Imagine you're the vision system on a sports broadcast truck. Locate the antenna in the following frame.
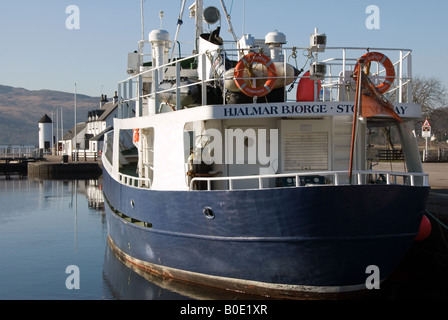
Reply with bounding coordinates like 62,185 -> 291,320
140,0 -> 145,41
159,11 -> 164,29
242,0 -> 245,35
170,0 -> 187,63
219,0 -> 238,41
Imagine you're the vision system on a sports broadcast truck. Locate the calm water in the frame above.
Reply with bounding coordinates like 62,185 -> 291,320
1,176 -> 447,301
0,177 -> 191,300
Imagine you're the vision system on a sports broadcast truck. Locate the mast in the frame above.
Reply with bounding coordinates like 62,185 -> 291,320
141,0 -> 145,41
194,0 -> 203,53
170,0 -> 187,62
349,58 -> 364,184
139,0 -> 145,54
61,107 -> 63,155
219,0 -> 238,42
74,83 -> 77,155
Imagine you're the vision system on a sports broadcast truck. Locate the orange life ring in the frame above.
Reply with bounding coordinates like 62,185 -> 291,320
353,52 -> 395,93
234,53 -> 277,97
133,129 -> 139,143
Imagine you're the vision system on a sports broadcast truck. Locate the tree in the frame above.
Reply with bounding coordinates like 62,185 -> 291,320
429,107 -> 448,141
375,76 -> 448,148
412,76 -> 448,114
411,76 -> 448,140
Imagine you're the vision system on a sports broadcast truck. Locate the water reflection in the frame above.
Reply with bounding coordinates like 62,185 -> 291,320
86,179 -> 104,210
0,177 -> 108,299
102,242 -> 276,300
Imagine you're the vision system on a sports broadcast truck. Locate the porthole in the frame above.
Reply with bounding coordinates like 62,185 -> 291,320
203,207 -> 215,219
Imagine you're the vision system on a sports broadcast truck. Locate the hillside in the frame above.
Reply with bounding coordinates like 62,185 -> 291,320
0,85 -> 102,145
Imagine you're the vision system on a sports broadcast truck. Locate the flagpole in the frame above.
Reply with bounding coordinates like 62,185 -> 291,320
74,82 -> 77,160
349,58 -> 365,184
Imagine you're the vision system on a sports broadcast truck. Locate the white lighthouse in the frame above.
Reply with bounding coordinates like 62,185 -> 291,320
38,114 -> 53,151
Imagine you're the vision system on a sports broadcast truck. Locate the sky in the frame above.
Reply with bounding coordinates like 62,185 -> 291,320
0,0 -> 447,98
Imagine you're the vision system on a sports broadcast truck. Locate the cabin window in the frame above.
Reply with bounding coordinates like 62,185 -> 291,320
104,131 -> 114,165
118,129 -> 138,176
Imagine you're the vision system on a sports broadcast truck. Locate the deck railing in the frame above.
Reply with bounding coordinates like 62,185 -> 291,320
117,45 -> 414,118
102,133 -> 152,189
189,170 -> 429,191
102,149 -> 152,189
118,173 -> 151,188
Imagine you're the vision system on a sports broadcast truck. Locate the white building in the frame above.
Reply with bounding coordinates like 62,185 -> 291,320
61,122 -> 87,156
86,94 -> 118,154
38,114 -> 53,152
60,93 -> 118,158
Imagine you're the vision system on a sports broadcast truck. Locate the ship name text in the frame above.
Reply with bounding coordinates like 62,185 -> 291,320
222,103 -> 411,118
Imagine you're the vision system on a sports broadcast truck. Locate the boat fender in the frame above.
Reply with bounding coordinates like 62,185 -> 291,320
234,53 -> 277,98
415,214 -> 431,241
353,52 -> 395,94
296,70 -> 321,101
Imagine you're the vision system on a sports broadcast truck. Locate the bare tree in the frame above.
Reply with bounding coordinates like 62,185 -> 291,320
411,76 -> 448,140
429,106 -> 448,141
377,76 -> 448,147
412,76 -> 448,114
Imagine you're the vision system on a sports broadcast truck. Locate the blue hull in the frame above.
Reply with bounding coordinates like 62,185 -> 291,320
103,169 -> 429,298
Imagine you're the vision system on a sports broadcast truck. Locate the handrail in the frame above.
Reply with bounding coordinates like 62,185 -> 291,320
0,146 -> 40,159
103,152 -> 152,189
189,170 -> 429,191
118,173 -> 152,189
117,46 -> 413,111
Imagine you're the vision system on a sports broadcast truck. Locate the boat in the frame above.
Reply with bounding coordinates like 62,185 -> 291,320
101,0 -> 430,299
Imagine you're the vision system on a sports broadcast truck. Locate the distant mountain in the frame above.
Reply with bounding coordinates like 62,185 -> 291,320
0,84 -> 103,145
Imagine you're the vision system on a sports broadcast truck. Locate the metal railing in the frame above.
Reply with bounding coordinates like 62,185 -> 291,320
71,151 -> 100,161
118,173 -> 151,189
117,45 -> 414,117
189,170 -> 429,191
102,131 -> 152,189
0,145 -> 40,159
421,148 -> 448,162
102,147 -> 152,189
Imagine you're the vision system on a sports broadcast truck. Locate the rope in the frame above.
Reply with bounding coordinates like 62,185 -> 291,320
425,209 -> 448,251
425,209 -> 448,231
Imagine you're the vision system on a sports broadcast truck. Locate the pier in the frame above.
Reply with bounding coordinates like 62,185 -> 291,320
27,155 -> 102,179
0,146 -> 42,178
0,144 -> 102,180
0,158 -> 31,179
